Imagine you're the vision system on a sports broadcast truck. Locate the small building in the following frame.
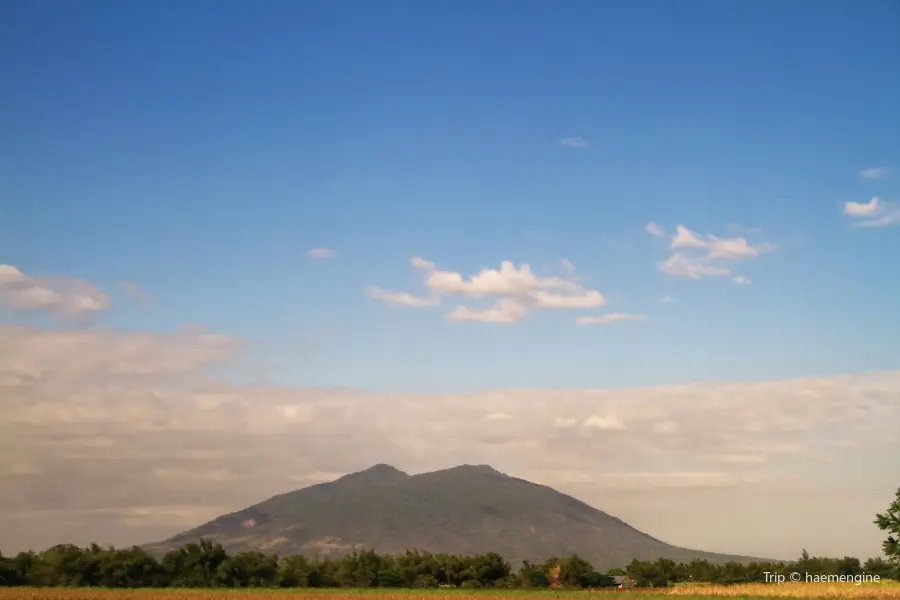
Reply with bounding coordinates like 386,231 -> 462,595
611,575 -> 636,588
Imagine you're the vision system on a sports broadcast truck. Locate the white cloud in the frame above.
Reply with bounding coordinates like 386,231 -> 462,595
0,265 -> 110,318
707,236 -> 775,260
859,167 -> 890,180
1,322 -> 898,558
560,258 -> 576,273
560,136 -> 589,148
844,197 -> 882,217
0,324 -> 236,383
670,225 -> 708,249
410,257 -> 436,270
732,276 -> 751,286
366,286 -> 439,308
530,290 -> 605,309
658,253 -> 730,279
446,299 -> 528,324
583,415 -> 626,430
307,248 -> 337,259
484,412 -> 513,422
658,296 -> 675,304
843,197 -> 900,228
426,262 -> 580,297
370,258 -> 612,325
576,312 -> 646,326
651,224 -> 774,282
645,222 -> 664,237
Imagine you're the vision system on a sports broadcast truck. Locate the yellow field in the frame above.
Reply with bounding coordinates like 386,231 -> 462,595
1,584 -> 898,600
667,581 -> 900,598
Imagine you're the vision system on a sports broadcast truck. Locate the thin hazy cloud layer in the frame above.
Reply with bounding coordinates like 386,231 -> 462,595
117,282 -> 153,306
1,323 -> 897,556
307,248 -> 338,259
859,167 -> 890,180
560,136 -> 589,148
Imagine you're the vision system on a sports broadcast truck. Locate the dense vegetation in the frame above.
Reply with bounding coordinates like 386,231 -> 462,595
0,541 -> 897,589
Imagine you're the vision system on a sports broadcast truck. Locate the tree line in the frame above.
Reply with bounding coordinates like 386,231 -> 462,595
3,482 -> 897,588
0,541 -> 897,589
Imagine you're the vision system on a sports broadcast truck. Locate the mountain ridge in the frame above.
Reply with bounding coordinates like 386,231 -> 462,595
144,464 -> 771,569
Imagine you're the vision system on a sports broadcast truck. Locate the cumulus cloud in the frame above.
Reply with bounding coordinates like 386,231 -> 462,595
1,323 -> 898,558
707,236 -> 775,260
658,254 -> 731,279
369,258 -> 612,324
0,265 -> 110,318
732,276 -> 751,286
446,298 -> 528,324
576,312 -> 646,326
410,257 -> 436,270
365,286 -> 439,308
670,225 -> 708,249
843,197 -> 900,228
649,224 -> 774,282
426,262 -> 582,297
307,248 -> 338,259
859,167 -> 890,180
531,290 -> 606,309
560,136 -> 589,148
844,197 -> 882,217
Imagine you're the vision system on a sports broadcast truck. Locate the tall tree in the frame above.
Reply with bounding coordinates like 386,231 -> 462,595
874,487 -> 900,566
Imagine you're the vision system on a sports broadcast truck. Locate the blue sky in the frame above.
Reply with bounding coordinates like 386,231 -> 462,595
3,1 -> 900,561
3,0 -> 900,393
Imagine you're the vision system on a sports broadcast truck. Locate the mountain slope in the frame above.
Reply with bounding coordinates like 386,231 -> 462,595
144,464 -> 765,569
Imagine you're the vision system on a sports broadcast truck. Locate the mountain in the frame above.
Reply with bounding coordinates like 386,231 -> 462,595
143,464 -> 766,570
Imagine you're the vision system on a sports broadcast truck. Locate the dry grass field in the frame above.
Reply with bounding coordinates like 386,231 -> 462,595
1,583 -> 899,600
667,581 -> 900,598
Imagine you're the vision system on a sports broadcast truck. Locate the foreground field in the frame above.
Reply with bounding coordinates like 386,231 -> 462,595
2,584 -> 899,600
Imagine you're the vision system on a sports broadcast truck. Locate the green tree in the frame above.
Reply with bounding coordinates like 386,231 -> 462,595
554,554 -> 593,587
863,557 -> 896,578
875,487 -> 900,568
215,551 -> 278,587
625,558 -> 672,588
161,539 -> 229,587
278,554 -> 312,587
517,560 -> 550,588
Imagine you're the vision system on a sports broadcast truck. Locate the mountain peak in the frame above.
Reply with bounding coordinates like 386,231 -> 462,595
335,463 -> 408,484
443,464 -> 505,476
362,463 -> 406,475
